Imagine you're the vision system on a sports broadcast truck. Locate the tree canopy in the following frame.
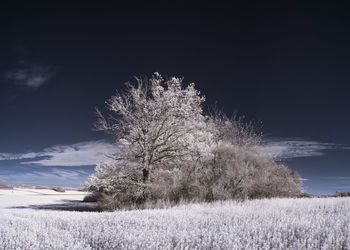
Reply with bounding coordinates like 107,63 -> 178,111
86,73 -> 301,210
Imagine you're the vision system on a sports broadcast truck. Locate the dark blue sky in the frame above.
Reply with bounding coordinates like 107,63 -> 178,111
1,1 -> 350,194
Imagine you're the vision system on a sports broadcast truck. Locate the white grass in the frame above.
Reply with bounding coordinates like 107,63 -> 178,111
0,189 -> 349,249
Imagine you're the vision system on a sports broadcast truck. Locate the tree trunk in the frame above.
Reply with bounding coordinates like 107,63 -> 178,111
142,168 -> 150,183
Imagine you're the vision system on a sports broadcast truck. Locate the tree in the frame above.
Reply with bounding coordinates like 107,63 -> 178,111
86,73 -> 302,210
197,114 -> 301,200
94,73 -> 213,183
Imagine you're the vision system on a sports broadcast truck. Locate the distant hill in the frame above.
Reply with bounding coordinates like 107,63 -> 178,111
0,180 -> 82,192
10,183 -> 81,192
0,179 -> 12,189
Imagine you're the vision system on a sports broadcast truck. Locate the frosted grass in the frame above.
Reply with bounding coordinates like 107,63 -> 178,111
0,191 -> 349,249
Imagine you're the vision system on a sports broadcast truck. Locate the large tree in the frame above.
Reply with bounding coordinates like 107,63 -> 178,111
94,73 -> 213,183
86,73 -> 302,210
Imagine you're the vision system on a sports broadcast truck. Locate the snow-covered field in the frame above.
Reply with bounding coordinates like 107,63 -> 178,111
0,189 -> 349,249
0,188 -> 88,210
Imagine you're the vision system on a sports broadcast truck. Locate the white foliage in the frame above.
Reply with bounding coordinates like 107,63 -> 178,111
94,73 -> 214,178
87,73 -> 301,201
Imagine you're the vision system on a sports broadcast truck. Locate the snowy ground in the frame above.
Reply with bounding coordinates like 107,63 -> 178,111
0,188 -> 96,211
0,189 -> 349,249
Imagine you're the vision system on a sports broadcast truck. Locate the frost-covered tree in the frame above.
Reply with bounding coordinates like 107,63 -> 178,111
199,114 -> 301,200
208,109 -> 261,148
93,73 -> 213,183
86,73 -> 301,210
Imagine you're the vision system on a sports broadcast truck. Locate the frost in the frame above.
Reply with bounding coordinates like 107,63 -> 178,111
0,190 -> 349,249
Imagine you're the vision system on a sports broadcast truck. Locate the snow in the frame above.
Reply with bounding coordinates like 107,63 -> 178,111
0,188 -> 87,210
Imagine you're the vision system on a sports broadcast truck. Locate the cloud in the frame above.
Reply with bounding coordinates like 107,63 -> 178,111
335,186 -> 350,189
0,141 -> 117,166
4,64 -> 55,88
259,138 -> 346,160
0,152 -> 41,161
0,168 -> 94,187
20,168 -> 91,180
1,138 -> 346,166
326,176 -> 350,180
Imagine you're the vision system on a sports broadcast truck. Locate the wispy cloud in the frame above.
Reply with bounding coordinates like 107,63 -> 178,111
334,186 -> 350,190
4,64 -> 55,88
0,168 -> 93,187
260,138 -> 346,160
1,138 -> 346,166
19,168 -> 91,180
326,176 -> 350,180
0,152 -> 40,161
0,141 -> 117,166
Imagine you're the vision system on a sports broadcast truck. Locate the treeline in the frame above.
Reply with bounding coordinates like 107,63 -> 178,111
318,191 -> 350,198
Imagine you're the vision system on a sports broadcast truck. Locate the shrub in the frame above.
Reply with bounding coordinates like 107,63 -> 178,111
0,179 -> 12,189
51,187 -> 65,192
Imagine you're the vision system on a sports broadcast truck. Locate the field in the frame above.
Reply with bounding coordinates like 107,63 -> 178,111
0,188 -> 349,249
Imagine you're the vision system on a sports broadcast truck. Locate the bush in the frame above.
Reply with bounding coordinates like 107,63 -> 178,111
51,187 -> 65,192
0,179 -> 12,189
87,145 -> 301,210
334,191 -> 350,197
197,143 -> 301,201
82,192 -> 103,202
